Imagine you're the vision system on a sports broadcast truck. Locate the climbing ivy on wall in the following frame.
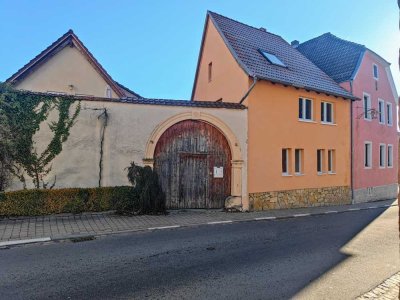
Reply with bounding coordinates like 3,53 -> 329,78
0,82 -> 80,189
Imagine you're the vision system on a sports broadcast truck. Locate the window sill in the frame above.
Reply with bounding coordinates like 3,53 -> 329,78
317,172 -> 325,176
388,166 -> 393,168
328,172 -> 336,175
364,166 -> 372,169
294,173 -> 304,176
379,166 -> 385,169
298,119 -> 315,123
363,118 -> 372,122
282,173 -> 292,177
321,122 -> 336,126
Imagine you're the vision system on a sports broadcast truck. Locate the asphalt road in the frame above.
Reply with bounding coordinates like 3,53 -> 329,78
0,206 -> 398,300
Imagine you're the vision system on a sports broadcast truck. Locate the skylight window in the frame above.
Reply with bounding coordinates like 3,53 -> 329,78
259,49 -> 286,67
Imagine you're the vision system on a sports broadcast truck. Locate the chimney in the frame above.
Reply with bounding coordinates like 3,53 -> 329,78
259,27 -> 267,32
291,40 -> 300,48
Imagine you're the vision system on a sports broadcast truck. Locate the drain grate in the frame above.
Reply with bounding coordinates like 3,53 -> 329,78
70,236 -> 96,243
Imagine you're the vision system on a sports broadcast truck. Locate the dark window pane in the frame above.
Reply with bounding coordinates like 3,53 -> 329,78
387,104 -> 391,124
305,100 -> 312,120
295,149 -> 301,173
364,96 -> 368,117
321,103 -> 324,122
327,103 -> 332,122
282,149 -> 287,173
299,98 -> 303,119
317,150 -> 321,172
328,151 -> 332,171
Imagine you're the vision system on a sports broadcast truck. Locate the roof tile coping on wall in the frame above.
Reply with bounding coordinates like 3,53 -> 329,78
10,89 -> 247,110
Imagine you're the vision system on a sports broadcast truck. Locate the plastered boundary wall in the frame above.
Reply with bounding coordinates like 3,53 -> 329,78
9,100 -> 249,209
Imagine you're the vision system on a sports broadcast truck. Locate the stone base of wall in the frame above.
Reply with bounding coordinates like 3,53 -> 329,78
353,183 -> 398,204
249,186 -> 351,211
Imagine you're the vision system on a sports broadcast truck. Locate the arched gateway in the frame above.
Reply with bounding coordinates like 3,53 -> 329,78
143,112 -> 243,209
154,120 -> 231,209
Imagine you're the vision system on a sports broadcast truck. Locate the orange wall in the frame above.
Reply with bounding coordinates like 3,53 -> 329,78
247,81 -> 351,193
192,18 -> 249,102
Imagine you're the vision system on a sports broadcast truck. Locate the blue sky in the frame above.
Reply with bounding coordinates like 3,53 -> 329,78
0,0 -> 398,99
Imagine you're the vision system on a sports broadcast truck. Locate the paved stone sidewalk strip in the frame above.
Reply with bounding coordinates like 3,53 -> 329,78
357,272 -> 400,300
0,199 -> 397,244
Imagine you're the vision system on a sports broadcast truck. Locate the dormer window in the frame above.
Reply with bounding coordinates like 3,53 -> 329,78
373,64 -> 378,80
106,86 -> 112,98
259,49 -> 286,67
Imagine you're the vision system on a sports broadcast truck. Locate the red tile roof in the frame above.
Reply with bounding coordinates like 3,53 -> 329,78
193,11 -> 355,100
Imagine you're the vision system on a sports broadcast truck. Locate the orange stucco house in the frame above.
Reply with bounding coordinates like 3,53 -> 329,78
192,12 -> 357,210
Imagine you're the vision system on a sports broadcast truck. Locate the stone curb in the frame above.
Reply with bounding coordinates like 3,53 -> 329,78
0,203 -> 396,249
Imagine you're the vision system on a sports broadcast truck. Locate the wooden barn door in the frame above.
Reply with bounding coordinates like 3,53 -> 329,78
179,153 -> 208,208
154,120 -> 231,209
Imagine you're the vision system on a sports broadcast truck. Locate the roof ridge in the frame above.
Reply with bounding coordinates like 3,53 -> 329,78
324,32 -> 366,49
300,32 -> 366,50
301,32 -> 390,65
207,10 -> 282,39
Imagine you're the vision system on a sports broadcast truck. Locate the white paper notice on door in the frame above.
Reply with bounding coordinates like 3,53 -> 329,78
213,166 -> 223,178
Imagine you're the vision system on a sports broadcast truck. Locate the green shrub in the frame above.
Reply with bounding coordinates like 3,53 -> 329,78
0,162 -> 167,217
0,186 -> 136,217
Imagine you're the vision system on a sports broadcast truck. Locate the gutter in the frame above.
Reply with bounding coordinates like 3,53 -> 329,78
239,76 -> 258,104
350,80 -> 354,203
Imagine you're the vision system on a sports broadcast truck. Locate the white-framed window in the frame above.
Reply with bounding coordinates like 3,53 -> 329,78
294,149 -> 303,174
282,148 -> 290,175
328,149 -> 335,173
363,93 -> 372,120
378,99 -> 385,124
379,144 -> 386,168
321,102 -> 334,123
364,142 -> 372,168
105,86 -> 112,98
299,98 -> 313,121
317,149 -> 325,174
373,64 -> 379,80
387,144 -> 393,168
386,102 -> 393,126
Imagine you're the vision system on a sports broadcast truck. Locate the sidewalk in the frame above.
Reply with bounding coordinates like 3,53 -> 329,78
0,198 -> 397,246
357,272 -> 399,300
